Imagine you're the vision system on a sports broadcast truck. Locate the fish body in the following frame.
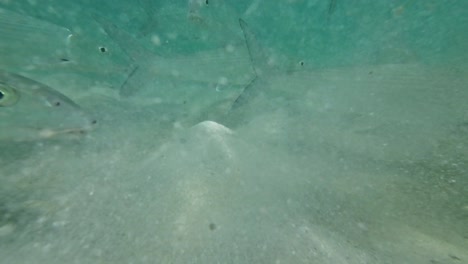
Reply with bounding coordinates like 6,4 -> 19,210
0,70 -> 96,141
0,8 -> 73,71
225,19 -> 468,161
0,7 -> 131,90
92,13 -> 253,98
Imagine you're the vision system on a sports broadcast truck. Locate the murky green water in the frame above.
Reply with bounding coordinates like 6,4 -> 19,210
1,1 -> 467,263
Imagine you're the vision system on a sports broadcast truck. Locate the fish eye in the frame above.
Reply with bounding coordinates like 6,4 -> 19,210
0,84 -> 19,107
44,99 -> 62,107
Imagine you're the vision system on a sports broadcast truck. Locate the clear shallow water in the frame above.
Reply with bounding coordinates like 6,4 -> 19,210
0,1 -> 467,263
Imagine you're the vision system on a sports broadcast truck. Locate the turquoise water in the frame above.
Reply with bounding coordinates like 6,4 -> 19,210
1,1 -> 467,263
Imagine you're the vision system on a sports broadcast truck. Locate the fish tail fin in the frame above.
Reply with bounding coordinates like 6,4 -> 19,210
238,18 -> 270,77
137,0 -> 160,37
229,19 -> 268,111
119,64 -> 141,97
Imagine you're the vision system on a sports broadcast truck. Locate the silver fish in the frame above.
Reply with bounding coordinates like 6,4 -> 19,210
0,8 -> 73,71
0,7 -> 129,88
92,13 -> 253,98
0,70 -> 96,141
226,19 -> 468,162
